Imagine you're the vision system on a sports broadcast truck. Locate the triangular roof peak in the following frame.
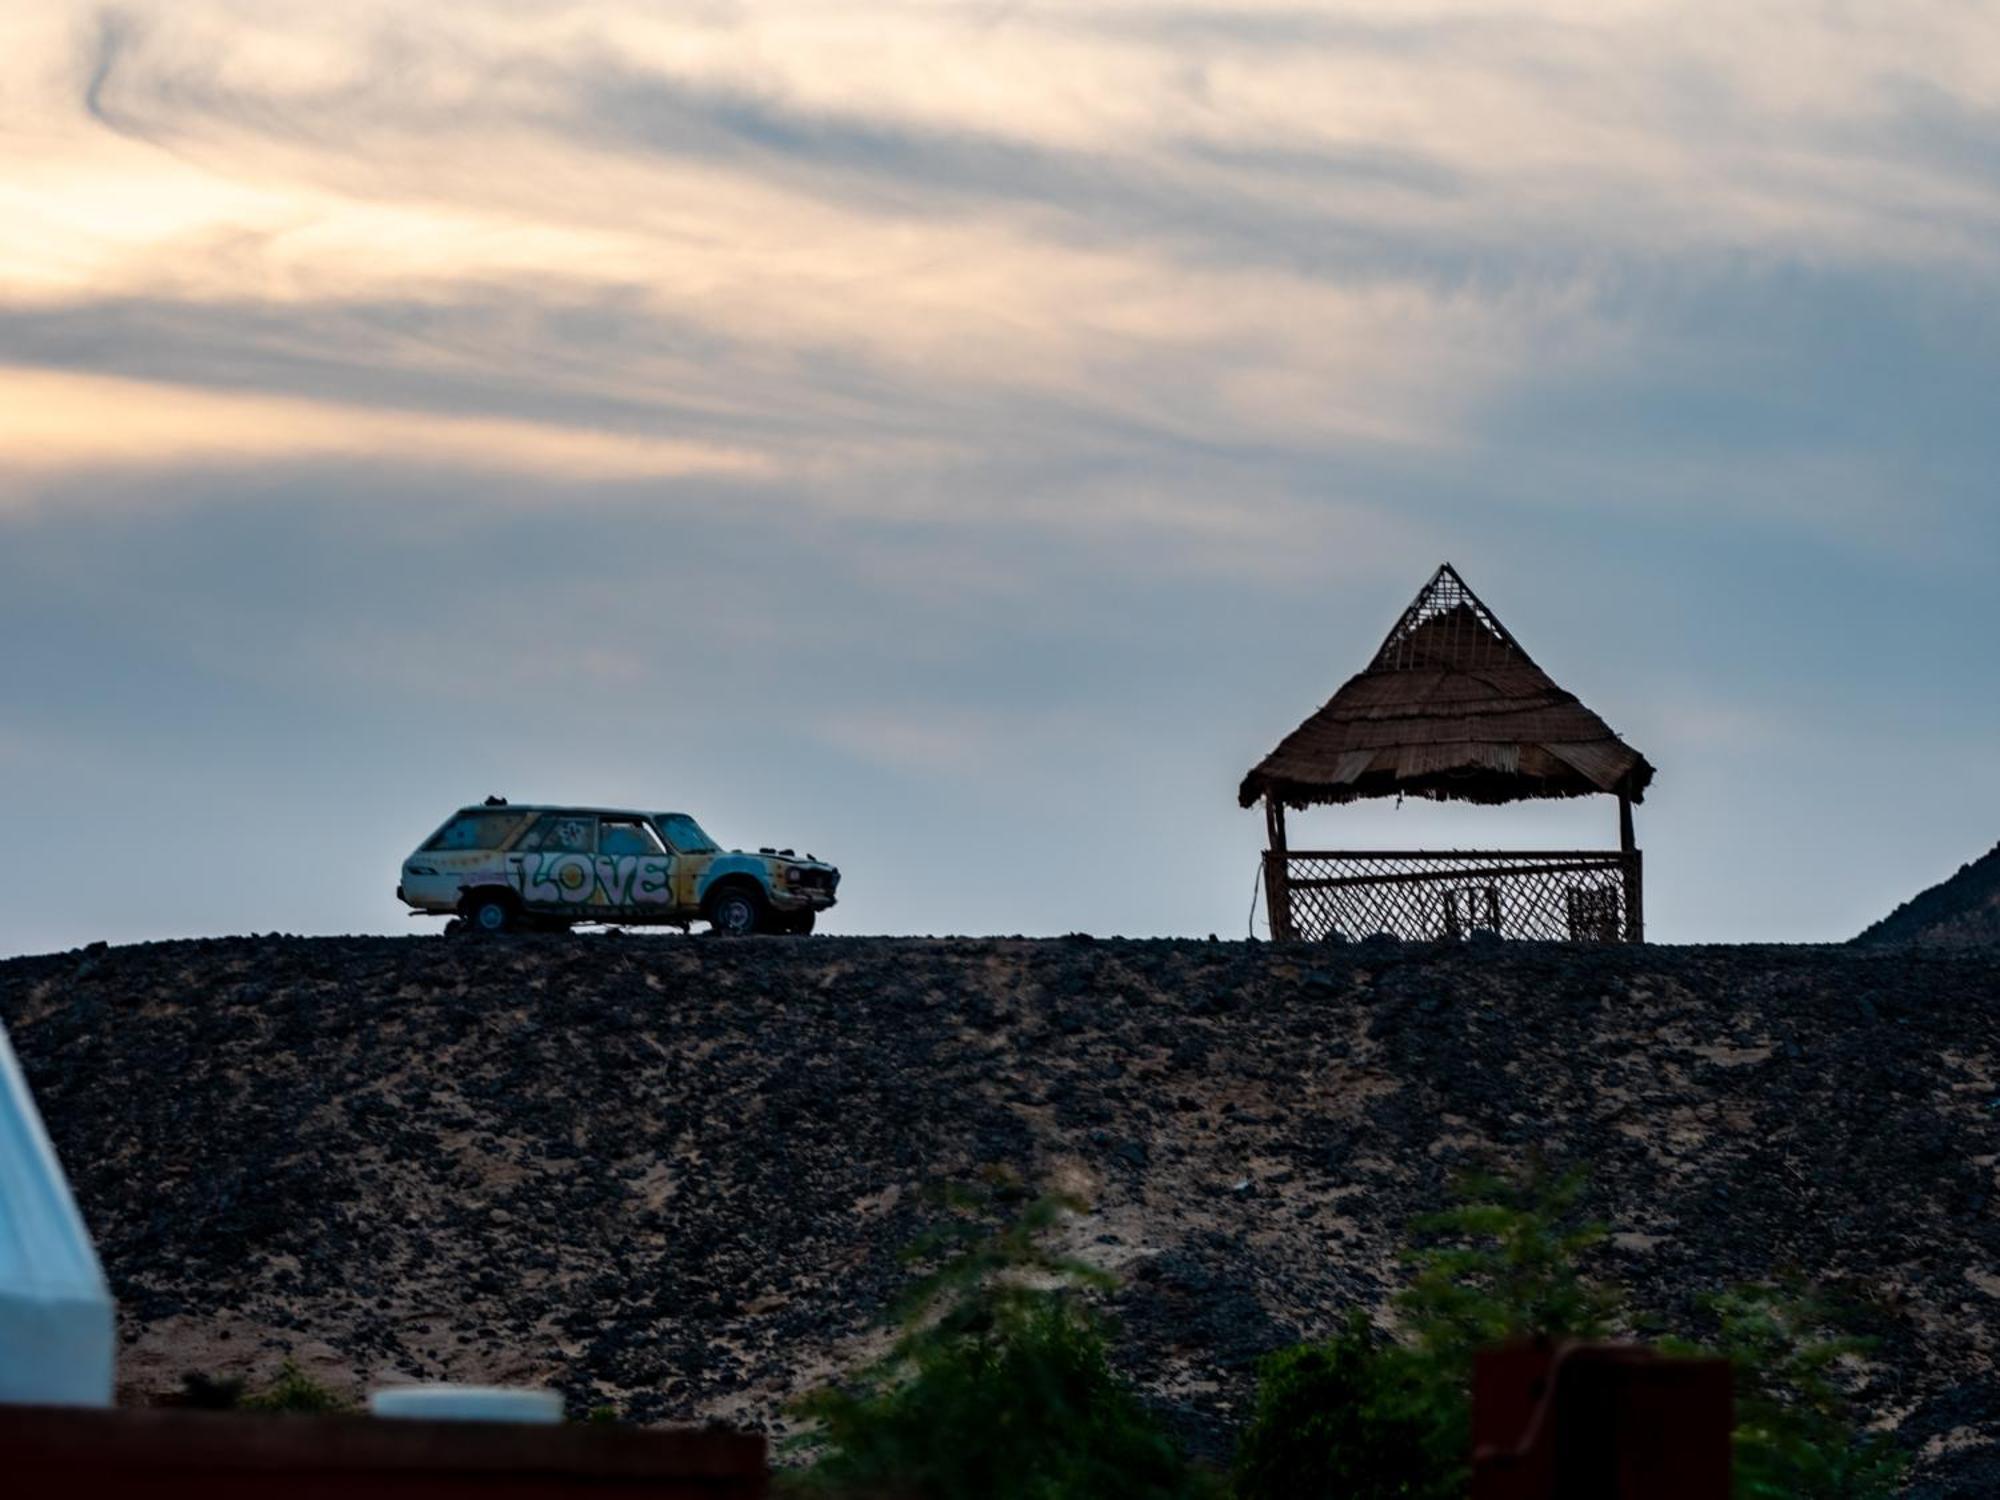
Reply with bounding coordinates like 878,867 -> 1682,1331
1372,562 -> 1532,673
1237,562 -> 1656,809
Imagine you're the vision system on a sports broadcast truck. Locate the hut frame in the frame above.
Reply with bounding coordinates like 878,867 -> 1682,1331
1245,565 -> 1652,944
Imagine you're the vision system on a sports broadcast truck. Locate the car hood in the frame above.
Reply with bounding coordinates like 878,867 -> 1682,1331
707,848 -> 836,870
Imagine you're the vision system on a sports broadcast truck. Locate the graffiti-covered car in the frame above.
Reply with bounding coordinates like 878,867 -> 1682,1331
397,801 -> 839,935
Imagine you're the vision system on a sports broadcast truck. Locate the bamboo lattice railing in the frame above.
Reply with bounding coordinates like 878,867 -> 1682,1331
1264,849 -> 1642,944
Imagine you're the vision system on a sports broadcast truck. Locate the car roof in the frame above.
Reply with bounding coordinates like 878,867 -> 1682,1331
458,805 -> 691,821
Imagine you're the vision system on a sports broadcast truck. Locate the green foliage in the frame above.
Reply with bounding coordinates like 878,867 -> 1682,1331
240,1358 -> 349,1414
1239,1163 -> 1905,1499
887,1180 -> 1116,1349
784,1177 -> 1210,1500
1695,1284 -> 1905,1499
785,1165 -> 1906,1500
792,1295 -> 1202,1500
1396,1160 -> 1619,1374
1237,1162 -> 1608,1500
1232,1311 -> 1460,1500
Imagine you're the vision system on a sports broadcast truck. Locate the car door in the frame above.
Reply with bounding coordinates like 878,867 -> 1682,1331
507,811 -> 600,913
595,817 -> 675,919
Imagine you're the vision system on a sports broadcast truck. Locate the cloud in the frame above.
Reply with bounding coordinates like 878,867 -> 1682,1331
9,0 -> 1994,554
0,365 -> 774,500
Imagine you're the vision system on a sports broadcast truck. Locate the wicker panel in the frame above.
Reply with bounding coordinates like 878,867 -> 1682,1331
1271,850 -> 1638,944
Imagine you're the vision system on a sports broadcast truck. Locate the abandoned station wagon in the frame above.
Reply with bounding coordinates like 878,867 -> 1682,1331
397,802 -> 839,935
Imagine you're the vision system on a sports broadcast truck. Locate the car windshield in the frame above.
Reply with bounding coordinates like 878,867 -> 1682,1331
655,813 -> 720,854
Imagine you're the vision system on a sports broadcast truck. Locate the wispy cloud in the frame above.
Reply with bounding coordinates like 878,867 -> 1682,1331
0,365 -> 774,499
0,2 -> 1988,552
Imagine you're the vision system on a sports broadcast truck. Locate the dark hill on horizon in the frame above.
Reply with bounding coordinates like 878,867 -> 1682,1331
1859,842 -> 2000,950
5,934 -> 2000,1494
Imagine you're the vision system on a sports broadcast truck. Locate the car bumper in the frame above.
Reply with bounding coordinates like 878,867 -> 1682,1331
769,886 -> 838,912
398,883 -> 458,915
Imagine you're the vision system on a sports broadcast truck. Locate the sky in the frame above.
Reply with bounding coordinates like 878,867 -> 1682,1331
2,1 -> 1997,955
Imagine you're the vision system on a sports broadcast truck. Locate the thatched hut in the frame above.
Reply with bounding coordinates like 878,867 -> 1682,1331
1241,564 -> 1655,942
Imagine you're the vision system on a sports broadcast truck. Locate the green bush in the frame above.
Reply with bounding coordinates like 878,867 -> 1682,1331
1697,1284 -> 1905,1499
240,1358 -> 349,1414
1237,1163 -> 1904,1500
1236,1161 -> 1605,1500
784,1181 -> 1211,1500
1396,1160 -> 1619,1374
792,1293 -> 1202,1500
1233,1311 -> 1459,1500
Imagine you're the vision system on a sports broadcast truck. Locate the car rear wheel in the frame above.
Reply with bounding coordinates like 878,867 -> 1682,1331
705,885 -> 766,936
465,891 -> 518,935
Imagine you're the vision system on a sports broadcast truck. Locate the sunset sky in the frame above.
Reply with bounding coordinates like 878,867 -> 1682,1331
3,1 -> 1997,952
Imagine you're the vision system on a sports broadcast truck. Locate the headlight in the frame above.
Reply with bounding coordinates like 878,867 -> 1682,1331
783,867 -> 803,884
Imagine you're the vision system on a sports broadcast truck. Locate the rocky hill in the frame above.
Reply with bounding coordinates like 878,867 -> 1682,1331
1859,842 -> 2000,949
5,934 -> 2000,1494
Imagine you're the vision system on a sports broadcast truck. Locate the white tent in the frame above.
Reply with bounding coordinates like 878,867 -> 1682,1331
0,1019 -> 113,1406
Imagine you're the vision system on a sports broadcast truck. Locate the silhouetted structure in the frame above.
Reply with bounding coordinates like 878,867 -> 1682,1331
1471,1340 -> 1732,1498
0,1406 -> 768,1498
1240,565 -> 1655,943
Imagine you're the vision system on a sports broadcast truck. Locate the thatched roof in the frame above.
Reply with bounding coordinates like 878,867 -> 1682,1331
1239,564 -> 1655,809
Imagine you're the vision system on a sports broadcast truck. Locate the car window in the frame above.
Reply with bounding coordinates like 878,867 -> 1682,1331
656,814 -> 720,854
424,811 -> 529,852
599,819 -> 665,857
521,813 -> 598,854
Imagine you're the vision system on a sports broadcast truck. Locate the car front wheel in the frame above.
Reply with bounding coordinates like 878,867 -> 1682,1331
705,886 -> 766,936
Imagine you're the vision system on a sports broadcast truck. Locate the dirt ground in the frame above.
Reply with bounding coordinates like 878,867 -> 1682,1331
5,933 -> 1999,1494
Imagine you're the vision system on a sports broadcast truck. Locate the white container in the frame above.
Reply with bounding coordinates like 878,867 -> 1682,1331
0,1019 -> 115,1407
369,1384 -> 564,1424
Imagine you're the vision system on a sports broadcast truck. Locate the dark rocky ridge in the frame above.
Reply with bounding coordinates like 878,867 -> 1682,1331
5,935 -> 2000,1493
1859,841 -> 2000,949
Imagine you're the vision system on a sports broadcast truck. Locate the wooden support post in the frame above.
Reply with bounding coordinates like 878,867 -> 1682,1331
1264,797 -> 1293,941
1618,792 -> 1643,944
